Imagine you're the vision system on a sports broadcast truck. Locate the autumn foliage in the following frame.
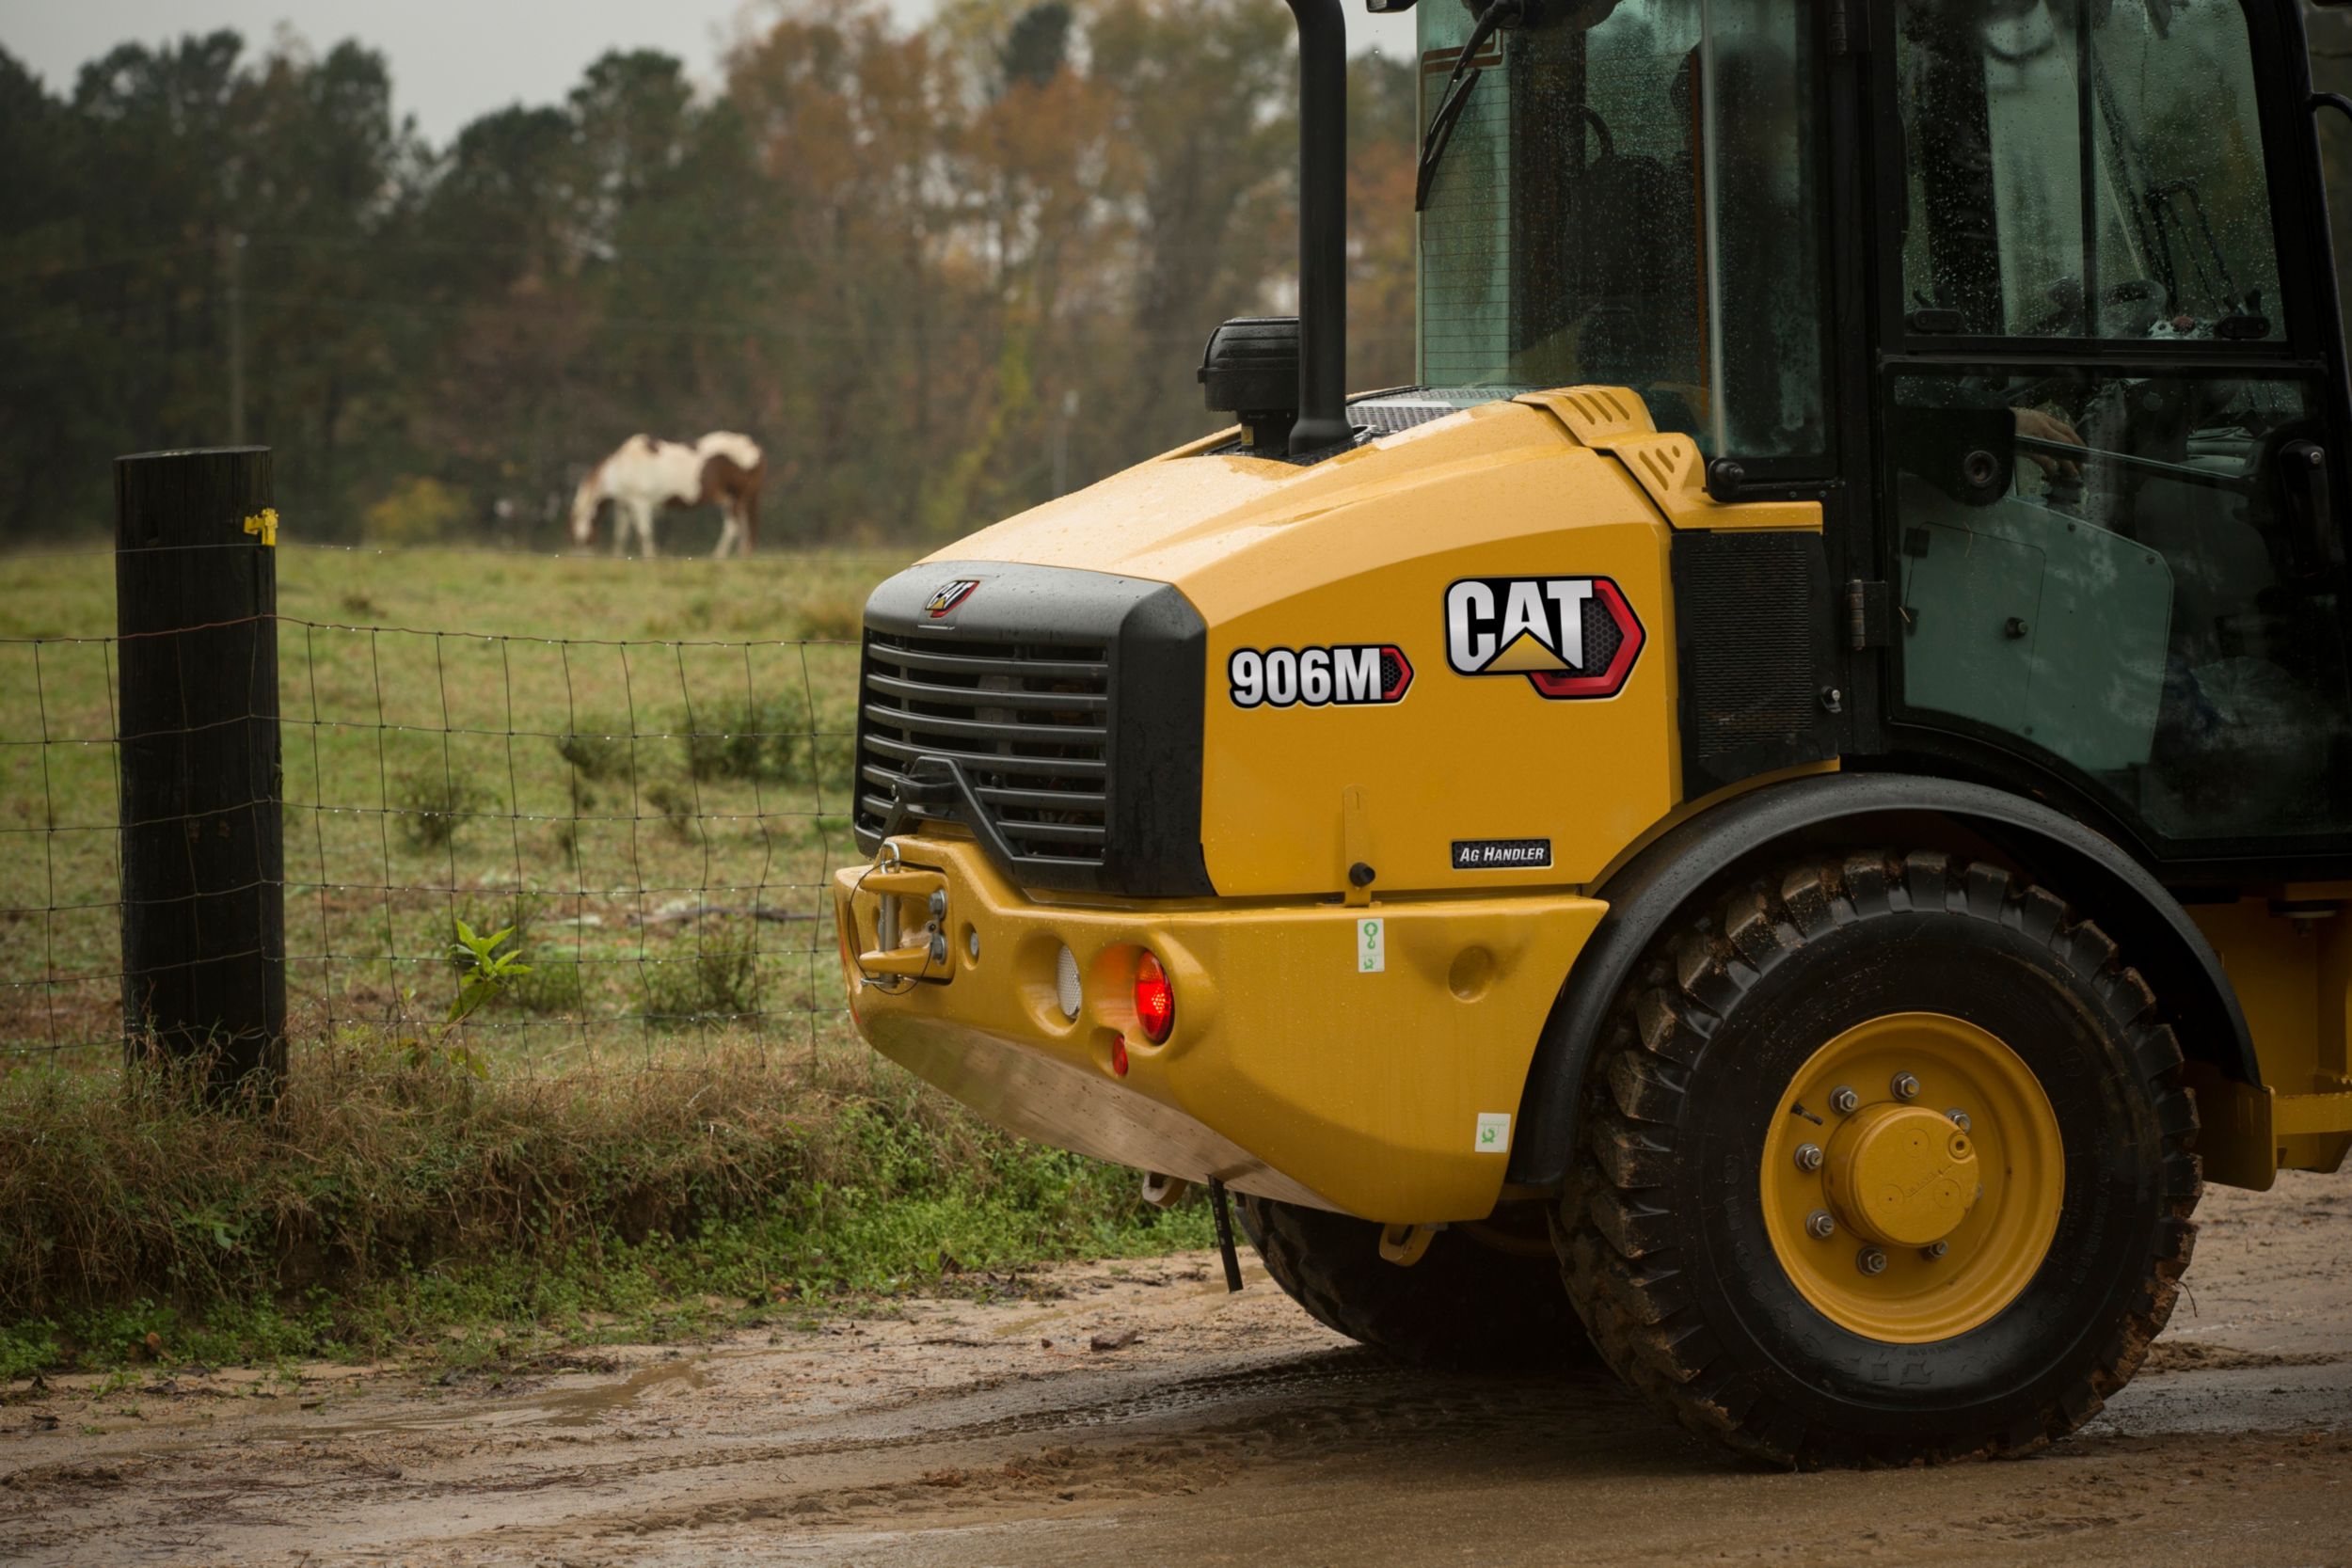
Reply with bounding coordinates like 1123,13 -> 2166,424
0,0 -> 1419,548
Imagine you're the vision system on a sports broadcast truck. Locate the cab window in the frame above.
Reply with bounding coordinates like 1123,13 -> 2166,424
1891,369 -> 2352,843
1896,0 -> 2284,342
1884,3 -> 2352,847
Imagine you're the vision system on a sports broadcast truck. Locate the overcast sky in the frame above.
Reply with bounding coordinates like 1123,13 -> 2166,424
1,0 -> 1416,145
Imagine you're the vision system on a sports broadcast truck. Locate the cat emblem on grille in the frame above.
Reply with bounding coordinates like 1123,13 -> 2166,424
925,578 -> 982,619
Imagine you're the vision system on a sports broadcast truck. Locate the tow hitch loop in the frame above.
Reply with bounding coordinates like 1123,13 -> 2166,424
850,841 -> 950,991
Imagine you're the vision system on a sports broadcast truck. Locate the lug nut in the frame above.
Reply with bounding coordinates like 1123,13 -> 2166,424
1891,1071 -> 1921,1101
966,927 -> 981,960
929,889 -> 947,921
1922,1241 -> 1949,1260
1829,1085 -> 1859,1115
1805,1209 -> 1836,1240
1856,1246 -> 1888,1276
1794,1143 -> 1824,1173
929,932 -> 948,964
1947,1108 -> 1971,1132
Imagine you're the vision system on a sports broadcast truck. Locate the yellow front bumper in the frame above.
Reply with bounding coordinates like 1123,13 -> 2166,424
833,834 -> 1605,1224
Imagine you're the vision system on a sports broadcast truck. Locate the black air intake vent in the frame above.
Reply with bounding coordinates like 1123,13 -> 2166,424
1672,531 -> 1838,798
1352,402 -> 1457,436
856,631 -> 1112,867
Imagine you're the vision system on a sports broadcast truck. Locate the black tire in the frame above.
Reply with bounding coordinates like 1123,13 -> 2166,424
1554,850 -> 2201,1466
1239,1193 -> 1594,1370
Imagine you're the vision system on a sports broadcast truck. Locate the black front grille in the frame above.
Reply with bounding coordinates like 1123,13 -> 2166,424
853,562 -> 1211,896
854,630 -> 1113,866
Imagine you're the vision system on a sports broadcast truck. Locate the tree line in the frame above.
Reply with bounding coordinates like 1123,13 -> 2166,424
7,2 -> 2349,552
0,0 -> 1419,549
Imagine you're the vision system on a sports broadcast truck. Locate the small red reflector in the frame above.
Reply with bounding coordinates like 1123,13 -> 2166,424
1134,952 -> 1174,1044
1110,1035 -> 1130,1077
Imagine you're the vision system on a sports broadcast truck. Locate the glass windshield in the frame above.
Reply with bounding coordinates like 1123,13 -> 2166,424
1415,0 -> 1827,462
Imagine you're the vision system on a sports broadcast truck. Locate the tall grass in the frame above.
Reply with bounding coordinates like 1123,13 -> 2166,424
0,1037 -> 1210,1374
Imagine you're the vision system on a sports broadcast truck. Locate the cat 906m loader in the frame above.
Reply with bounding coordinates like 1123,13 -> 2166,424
835,0 -> 2352,1465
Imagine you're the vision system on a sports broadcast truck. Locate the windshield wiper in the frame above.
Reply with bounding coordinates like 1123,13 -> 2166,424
1416,0 -> 1523,213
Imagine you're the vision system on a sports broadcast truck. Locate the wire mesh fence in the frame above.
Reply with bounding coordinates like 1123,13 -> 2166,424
1,588 -> 868,1069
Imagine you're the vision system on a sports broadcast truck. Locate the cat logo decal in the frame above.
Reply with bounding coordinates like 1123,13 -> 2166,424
1443,577 -> 1645,700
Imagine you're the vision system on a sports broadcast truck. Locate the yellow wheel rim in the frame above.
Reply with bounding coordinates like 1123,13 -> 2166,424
1759,1012 -> 2064,1344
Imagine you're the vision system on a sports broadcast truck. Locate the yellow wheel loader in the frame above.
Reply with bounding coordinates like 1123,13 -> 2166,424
835,0 -> 2352,1465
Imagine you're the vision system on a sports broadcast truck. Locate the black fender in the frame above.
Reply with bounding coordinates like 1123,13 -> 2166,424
1505,771 -> 2258,1189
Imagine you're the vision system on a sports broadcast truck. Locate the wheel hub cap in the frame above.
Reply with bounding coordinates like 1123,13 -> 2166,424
1822,1103 -> 1979,1247
1759,1011 -> 2064,1344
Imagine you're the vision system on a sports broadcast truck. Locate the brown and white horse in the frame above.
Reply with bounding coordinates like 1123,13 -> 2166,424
569,433 -> 765,558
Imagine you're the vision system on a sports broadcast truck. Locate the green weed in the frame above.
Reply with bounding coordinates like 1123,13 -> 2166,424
506,959 -> 585,1016
682,695 -> 814,784
554,726 -> 628,784
643,782 -> 700,844
393,770 -> 493,851
638,922 -> 759,1025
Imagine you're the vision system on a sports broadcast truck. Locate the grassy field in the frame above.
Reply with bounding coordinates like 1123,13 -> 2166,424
0,543 -> 1222,1374
0,544 -> 913,1065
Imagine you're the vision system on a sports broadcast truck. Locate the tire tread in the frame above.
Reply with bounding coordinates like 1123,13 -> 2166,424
1240,1194 -> 1593,1370
1554,851 -> 2201,1466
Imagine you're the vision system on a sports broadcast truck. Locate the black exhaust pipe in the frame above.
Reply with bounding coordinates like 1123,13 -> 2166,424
1284,0 -> 1350,455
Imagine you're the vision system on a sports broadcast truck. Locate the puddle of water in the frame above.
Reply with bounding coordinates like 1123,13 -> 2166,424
536,1360 -> 711,1429
2090,1360 -> 2352,1437
275,1358 -> 716,1443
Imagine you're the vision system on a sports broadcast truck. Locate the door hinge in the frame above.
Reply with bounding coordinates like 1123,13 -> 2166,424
1829,0 -> 1870,57
1846,579 -> 1893,650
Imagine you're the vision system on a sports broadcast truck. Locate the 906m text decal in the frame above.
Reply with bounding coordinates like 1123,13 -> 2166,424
1229,644 -> 1414,709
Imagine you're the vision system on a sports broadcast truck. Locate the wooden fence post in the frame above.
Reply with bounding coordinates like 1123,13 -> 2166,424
114,448 -> 285,1097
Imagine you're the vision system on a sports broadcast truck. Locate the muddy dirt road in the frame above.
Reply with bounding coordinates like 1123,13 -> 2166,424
6,1170 -> 2349,1568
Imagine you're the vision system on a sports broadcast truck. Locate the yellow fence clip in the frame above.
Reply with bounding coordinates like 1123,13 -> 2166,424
242,507 -> 279,546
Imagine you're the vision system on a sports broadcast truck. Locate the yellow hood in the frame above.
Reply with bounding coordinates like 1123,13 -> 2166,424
925,400 -> 1587,626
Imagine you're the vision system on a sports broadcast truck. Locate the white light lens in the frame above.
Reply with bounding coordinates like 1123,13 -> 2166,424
1055,944 -> 1082,1020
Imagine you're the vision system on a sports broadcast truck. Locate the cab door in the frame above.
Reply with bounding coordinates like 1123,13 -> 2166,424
1864,0 -> 2352,878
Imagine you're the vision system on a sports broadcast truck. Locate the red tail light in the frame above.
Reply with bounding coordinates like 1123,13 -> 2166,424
1134,951 -> 1174,1044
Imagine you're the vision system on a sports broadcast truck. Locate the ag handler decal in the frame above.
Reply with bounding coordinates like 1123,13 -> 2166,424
1444,576 -> 1645,700
1452,838 -> 1552,870
1229,644 -> 1414,709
